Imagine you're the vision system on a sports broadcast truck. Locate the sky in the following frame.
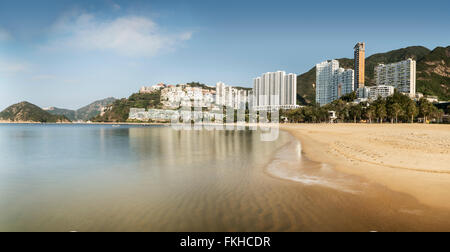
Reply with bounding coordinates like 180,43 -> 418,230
0,0 -> 449,110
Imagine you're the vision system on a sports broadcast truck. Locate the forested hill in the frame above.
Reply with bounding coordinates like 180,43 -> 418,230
0,102 -> 71,123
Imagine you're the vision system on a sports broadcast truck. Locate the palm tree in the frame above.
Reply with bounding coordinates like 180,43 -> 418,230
374,99 -> 387,123
436,109 -> 445,123
349,104 -> 362,123
405,100 -> 418,123
365,105 -> 375,123
419,98 -> 433,123
391,103 -> 403,123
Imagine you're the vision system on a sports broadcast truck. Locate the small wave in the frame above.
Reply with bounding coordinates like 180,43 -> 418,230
267,138 -> 364,194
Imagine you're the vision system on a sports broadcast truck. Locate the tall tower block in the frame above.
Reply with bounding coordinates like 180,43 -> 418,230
354,42 -> 365,90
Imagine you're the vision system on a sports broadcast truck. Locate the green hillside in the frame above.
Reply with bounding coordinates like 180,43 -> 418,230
44,107 -> 76,121
75,97 -> 117,121
92,92 -> 162,122
182,82 -> 215,91
416,46 -> 450,100
0,102 -> 71,123
45,97 -> 117,121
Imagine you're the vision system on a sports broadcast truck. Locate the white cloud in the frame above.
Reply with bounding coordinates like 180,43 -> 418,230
112,3 -> 121,11
45,12 -> 192,57
0,28 -> 11,41
32,74 -> 57,81
0,60 -> 29,74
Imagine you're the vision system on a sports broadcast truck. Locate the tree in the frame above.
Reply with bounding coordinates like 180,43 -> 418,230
418,98 -> 433,123
405,99 -> 418,123
349,104 -> 362,123
340,91 -> 357,102
374,98 -> 387,123
387,101 -> 403,123
392,103 -> 403,123
435,109 -> 445,123
365,105 -> 375,123
329,99 -> 348,122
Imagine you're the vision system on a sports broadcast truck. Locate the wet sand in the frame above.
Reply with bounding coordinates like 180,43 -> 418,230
282,124 -> 450,211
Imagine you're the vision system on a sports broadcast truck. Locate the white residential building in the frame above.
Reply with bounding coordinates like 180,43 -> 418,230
316,60 -> 354,106
216,81 -> 226,106
252,71 -> 298,110
375,58 -> 416,97
140,83 -> 166,93
215,82 -> 248,109
160,85 -> 215,109
368,85 -> 395,100
334,68 -> 355,98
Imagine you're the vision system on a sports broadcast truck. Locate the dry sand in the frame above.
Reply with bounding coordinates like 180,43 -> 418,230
282,123 -> 450,210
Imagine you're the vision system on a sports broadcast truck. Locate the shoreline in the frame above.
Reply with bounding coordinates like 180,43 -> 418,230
0,121 -> 167,126
281,123 -> 450,210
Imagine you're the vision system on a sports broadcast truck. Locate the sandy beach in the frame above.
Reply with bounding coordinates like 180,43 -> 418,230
282,123 -> 450,210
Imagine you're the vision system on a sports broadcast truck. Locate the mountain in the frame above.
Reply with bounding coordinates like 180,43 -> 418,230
416,46 -> 450,100
296,46 -> 449,105
0,102 -> 71,123
75,97 -> 117,121
93,92 -> 161,122
45,97 -> 116,121
44,107 -> 76,121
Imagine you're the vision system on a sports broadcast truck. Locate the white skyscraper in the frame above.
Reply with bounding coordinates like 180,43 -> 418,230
316,60 -> 339,106
215,82 -> 247,109
316,60 -> 354,106
375,58 -> 416,97
252,71 -> 298,110
285,73 -> 297,106
216,81 -> 226,105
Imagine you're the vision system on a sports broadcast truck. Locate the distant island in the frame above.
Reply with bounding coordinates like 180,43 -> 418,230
0,102 -> 71,123
0,98 -> 117,123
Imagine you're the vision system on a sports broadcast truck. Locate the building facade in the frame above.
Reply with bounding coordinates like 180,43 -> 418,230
215,82 -> 248,109
375,58 -> 416,97
333,68 -> 355,98
354,42 -> 365,90
161,85 -> 215,109
356,87 -> 370,99
316,60 -> 354,106
368,85 -> 395,100
252,71 -> 298,110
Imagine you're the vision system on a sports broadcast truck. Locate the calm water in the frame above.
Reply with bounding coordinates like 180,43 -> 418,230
1,124 -> 450,231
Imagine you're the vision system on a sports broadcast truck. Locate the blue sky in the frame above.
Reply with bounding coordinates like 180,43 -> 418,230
0,0 -> 449,110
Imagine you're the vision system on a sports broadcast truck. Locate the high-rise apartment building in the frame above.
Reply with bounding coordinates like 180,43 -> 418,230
354,42 -> 365,90
252,71 -> 298,110
375,58 -> 416,97
316,60 -> 354,106
215,82 -> 247,109
216,81 -> 226,105
334,68 -> 355,98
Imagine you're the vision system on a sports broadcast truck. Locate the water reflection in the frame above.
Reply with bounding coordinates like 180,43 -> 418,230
0,125 -> 291,231
1,124 -> 450,232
